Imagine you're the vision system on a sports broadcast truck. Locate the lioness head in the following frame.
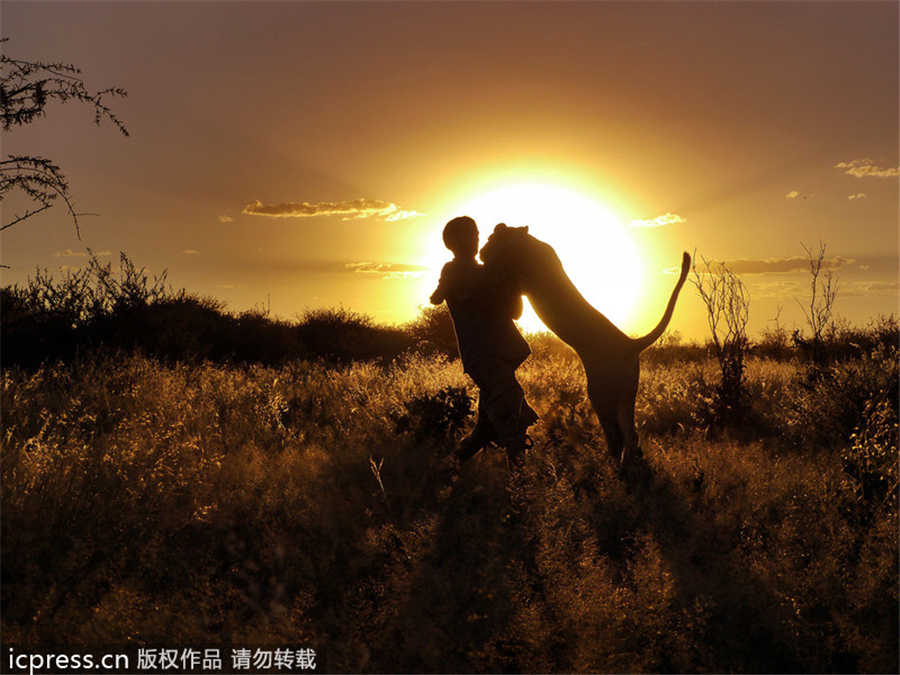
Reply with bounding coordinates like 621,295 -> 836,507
479,222 -> 530,266
478,223 -> 532,292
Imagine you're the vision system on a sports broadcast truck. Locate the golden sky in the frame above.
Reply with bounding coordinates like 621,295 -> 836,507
2,1 -> 897,340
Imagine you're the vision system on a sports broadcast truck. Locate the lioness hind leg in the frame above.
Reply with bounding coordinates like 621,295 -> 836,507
616,401 -> 641,467
598,414 -> 623,463
616,402 -> 652,487
588,380 -> 623,464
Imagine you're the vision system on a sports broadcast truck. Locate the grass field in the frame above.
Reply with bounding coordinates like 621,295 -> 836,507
2,316 -> 897,672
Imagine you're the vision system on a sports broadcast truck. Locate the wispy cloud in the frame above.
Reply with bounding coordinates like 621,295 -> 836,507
847,193 -> 867,200
183,249 -> 200,255
834,159 -> 900,178
691,256 -> 855,275
55,249 -> 112,257
629,212 -> 685,228
242,198 -> 424,221
785,190 -> 812,200
381,208 -> 424,222
747,278 -> 898,299
344,261 -> 428,279
218,215 -> 234,223
839,280 -> 900,297
865,281 -> 899,292
746,279 -> 802,299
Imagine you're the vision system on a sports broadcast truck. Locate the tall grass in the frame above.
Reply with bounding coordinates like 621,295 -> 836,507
2,332 -> 896,672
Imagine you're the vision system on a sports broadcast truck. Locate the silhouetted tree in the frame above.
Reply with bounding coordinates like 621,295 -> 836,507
795,240 -> 839,364
691,252 -> 750,419
0,38 -> 128,238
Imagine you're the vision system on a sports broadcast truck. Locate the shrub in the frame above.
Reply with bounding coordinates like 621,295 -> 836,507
841,394 -> 898,510
1,259 -> 418,367
690,255 -> 751,425
393,385 -> 473,440
641,331 -> 707,367
297,308 -> 412,363
781,344 -> 899,452
404,304 -> 457,357
755,318 -> 792,361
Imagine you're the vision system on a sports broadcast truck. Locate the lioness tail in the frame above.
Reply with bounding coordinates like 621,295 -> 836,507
631,251 -> 691,352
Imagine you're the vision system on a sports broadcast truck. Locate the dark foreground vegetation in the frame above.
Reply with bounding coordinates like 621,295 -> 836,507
2,258 -> 898,672
1,254 -> 430,368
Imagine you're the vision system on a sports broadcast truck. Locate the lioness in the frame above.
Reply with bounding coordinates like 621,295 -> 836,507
480,223 -> 691,470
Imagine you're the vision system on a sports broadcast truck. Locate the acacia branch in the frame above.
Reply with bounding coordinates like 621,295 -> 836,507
0,38 -> 128,236
0,203 -> 52,231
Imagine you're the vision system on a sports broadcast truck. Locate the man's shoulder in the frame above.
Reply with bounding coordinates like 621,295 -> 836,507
441,259 -> 482,280
443,258 -> 480,270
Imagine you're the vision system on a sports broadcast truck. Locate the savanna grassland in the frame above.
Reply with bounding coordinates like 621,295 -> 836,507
1,258 -> 898,673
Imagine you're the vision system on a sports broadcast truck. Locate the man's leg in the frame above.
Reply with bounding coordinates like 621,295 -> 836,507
457,394 -> 496,462
479,369 -> 537,467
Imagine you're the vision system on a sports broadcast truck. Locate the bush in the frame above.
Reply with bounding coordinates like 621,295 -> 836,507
690,255 -> 751,425
781,344 -> 899,452
297,308 -> 411,363
392,385 -> 473,440
754,323 -> 792,360
1,257 -> 420,367
404,304 -> 458,357
841,394 -> 898,509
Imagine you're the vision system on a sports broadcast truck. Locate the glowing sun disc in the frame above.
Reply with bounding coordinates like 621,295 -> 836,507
430,182 -> 642,333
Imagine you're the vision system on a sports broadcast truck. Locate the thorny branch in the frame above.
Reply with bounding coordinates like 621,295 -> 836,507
0,38 -> 128,237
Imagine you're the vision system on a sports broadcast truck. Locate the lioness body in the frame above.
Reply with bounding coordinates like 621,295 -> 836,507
480,224 -> 691,467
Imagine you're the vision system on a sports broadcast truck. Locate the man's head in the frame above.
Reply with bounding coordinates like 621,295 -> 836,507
442,216 -> 478,258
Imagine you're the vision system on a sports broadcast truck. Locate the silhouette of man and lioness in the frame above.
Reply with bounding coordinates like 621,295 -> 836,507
430,216 -> 538,466
431,216 -> 691,473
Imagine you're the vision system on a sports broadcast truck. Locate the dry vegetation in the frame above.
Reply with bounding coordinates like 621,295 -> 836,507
1,259 -> 898,672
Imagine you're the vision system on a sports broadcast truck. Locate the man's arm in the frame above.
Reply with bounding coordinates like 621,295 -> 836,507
430,263 -> 451,304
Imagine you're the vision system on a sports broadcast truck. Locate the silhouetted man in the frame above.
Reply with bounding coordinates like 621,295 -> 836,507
430,216 -> 538,466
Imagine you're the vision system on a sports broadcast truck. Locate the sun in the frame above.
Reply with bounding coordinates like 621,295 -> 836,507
424,182 -> 643,333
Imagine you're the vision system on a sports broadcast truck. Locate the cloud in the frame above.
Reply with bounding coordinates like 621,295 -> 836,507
696,256 -> 855,275
746,279 -> 802,299
785,190 -> 812,200
865,281 -> 900,292
629,212 -> 685,228
183,249 -> 200,255
344,261 -> 428,279
242,198 -> 424,221
55,249 -> 112,258
839,280 -> 900,297
383,208 -> 425,222
218,215 -> 234,223
847,193 -> 867,200
834,159 -> 900,178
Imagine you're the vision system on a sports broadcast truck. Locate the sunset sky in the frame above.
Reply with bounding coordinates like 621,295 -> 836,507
2,1 -> 897,341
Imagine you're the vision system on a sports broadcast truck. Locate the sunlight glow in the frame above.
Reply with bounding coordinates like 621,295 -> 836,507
424,182 -> 642,333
